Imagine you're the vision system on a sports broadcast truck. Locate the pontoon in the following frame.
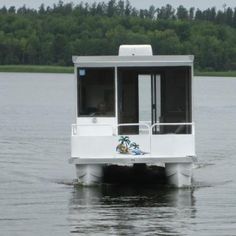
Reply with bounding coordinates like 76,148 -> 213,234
69,45 -> 196,187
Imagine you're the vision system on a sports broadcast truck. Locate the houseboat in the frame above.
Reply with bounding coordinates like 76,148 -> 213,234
69,45 -> 196,187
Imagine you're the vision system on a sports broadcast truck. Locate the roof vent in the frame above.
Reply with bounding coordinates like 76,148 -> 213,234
119,45 -> 153,56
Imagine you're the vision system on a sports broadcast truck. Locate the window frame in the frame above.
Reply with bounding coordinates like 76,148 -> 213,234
77,67 -> 116,118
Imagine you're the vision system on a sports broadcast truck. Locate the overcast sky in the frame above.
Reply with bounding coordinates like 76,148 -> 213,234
0,0 -> 235,10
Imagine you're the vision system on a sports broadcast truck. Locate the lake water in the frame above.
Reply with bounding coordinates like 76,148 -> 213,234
1,73 -> 236,235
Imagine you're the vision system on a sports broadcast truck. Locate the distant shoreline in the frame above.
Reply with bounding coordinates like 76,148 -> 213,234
194,71 -> 236,77
0,65 -> 236,77
0,65 -> 73,74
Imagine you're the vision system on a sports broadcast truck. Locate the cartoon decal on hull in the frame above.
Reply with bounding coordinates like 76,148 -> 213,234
116,136 -> 146,155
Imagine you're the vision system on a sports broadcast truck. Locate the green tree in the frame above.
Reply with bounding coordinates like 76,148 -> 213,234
157,4 -> 175,20
177,5 -> 188,20
0,1 -> 236,71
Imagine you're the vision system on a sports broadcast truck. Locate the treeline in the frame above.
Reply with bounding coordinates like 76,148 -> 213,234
0,0 -> 236,70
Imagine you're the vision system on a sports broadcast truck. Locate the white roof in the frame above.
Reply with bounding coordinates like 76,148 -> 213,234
72,55 -> 194,68
119,45 -> 153,56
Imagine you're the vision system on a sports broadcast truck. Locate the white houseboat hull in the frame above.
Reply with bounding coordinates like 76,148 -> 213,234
70,45 -> 197,188
70,157 -> 195,187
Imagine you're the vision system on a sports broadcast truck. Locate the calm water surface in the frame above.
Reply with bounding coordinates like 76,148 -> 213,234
0,73 -> 236,235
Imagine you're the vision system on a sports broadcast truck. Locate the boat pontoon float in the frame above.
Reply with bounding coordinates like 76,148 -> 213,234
69,45 -> 196,187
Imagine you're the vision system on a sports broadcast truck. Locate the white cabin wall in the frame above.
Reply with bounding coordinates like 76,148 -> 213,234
76,117 -> 116,126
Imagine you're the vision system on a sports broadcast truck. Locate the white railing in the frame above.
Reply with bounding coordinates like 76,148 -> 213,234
72,122 -> 195,136
151,122 -> 195,135
71,122 -> 195,157
71,123 -> 115,136
71,122 -> 195,135
116,123 -> 150,135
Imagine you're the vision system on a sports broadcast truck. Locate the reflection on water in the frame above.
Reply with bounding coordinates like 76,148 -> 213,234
68,185 -> 196,235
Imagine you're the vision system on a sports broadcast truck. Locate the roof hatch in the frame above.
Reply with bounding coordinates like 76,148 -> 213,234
119,45 -> 153,56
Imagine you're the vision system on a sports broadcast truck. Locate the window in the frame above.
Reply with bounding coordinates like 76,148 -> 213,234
78,68 -> 115,117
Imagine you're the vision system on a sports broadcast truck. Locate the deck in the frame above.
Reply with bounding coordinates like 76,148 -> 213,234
69,155 -> 196,165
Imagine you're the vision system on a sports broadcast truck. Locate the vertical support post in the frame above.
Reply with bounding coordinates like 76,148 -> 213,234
151,74 -> 157,133
115,67 -> 118,135
74,66 -> 78,123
